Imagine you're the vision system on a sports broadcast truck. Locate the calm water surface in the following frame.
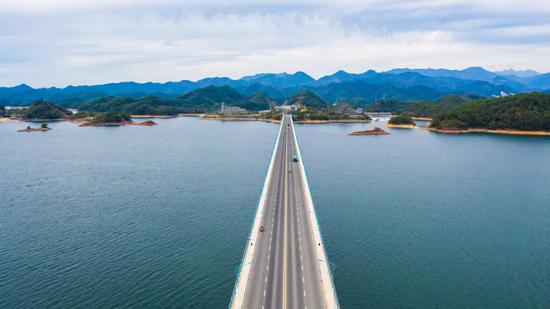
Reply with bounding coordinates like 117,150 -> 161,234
1,118 -> 549,308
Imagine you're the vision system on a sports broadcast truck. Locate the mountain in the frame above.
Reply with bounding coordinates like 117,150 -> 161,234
78,86 -> 275,114
79,96 -> 180,115
366,95 -> 478,117
237,92 -> 275,111
2,67 -> 549,108
312,80 -> 444,106
316,70 -> 357,85
528,73 -> 550,89
387,67 -> 498,82
241,71 -> 315,88
289,90 -> 327,109
496,69 -> 540,78
235,82 -> 288,100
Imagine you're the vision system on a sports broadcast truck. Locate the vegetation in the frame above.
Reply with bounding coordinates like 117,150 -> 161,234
366,95 -> 479,118
41,123 -> 49,129
430,93 -> 550,131
291,109 -> 371,121
80,96 -> 180,115
0,105 -> 6,117
238,92 -> 274,111
289,91 -> 327,110
78,86 -> 275,115
90,112 -> 131,124
259,110 -> 282,120
388,115 -> 415,125
23,100 -> 72,120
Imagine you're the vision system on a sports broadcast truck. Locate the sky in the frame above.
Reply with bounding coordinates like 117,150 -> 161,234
1,0 -> 549,87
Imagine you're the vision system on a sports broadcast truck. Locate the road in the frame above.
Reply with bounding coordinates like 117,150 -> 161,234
239,114 -> 330,309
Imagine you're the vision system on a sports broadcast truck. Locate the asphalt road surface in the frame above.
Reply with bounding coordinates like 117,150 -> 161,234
242,114 -> 326,309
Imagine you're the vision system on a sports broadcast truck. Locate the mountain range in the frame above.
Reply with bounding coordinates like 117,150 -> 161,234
1,67 -> 549,107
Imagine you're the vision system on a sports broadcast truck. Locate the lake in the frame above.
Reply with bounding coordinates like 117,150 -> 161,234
1,118 -> 549,308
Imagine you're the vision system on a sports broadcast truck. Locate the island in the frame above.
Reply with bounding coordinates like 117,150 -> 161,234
348,127 -> 390,135
16,100 -> 73,121
79,112 -> 158,127
386,115 -> 416,128
17,123 -> 51,132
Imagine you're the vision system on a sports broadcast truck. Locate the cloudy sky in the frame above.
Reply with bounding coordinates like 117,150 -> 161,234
1,0 -> 549,87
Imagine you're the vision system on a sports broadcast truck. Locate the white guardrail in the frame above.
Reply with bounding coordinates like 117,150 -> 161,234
229,116 -> 339,308
290,116 -> 340,309
229,118 -> 284,309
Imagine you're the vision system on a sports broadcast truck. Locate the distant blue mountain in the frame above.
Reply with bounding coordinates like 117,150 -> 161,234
387,66 -> 497,82
241,71 -> 315,88
1,67 -> 549,107
496,69 -> 540,78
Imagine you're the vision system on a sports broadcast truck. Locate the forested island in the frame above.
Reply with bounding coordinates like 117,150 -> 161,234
388,115 -> 415,125
429,93 -> 550,134
10,101 -> 74,120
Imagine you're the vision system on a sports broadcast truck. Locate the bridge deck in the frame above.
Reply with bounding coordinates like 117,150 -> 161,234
230,115 -> 338,309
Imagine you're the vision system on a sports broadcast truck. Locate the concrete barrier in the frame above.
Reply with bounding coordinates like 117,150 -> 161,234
290,115 -> 340,309
229,117 -> 284,309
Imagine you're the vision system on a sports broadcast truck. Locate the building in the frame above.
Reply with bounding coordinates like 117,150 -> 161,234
275,101 -> 302,112
220,102 -> 247,114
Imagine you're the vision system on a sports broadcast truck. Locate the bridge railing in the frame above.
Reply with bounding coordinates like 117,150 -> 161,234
290,115 -> 340,308
229,117 -> 284,309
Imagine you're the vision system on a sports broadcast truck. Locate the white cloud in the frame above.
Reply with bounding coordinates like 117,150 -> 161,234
0,0 -> 549,87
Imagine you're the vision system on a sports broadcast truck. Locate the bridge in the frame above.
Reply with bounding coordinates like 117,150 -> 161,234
230,114 -> 339,309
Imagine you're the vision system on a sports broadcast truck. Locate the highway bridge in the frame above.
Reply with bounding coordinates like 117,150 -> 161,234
230,114 -> 339,309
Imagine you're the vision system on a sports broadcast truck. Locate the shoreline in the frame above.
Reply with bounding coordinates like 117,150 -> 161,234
294,119 -> 372,124
130,114 -> 176,119
79,120 -> 157,127
411,116 -> 433,121
0,117 -> 20,123
178,113 -> 203,117
385,124 -> 418,129
429,128 -> 550,136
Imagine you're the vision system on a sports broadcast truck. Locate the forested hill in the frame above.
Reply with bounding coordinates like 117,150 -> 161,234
430,93 -> 550,131
366,95 -> 480,118
79,86 -> 275,114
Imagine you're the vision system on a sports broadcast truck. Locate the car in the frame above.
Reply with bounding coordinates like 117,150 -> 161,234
260,226 -> 264,232
292,155 -> 298,162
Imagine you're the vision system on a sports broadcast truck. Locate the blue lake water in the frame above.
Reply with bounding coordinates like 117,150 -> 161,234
1,118 -> 549,308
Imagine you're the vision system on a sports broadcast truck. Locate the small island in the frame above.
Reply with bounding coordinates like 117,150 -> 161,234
79,112 -> 158,127
349,127 -> 390,136
18,123 -> 51,132
386,115 -> 416,128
